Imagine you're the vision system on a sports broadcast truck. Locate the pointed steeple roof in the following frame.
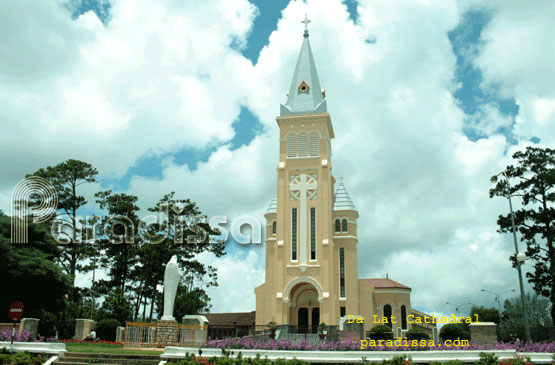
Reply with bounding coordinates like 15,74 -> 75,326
265,195 -> 277,214
280,15 -> 327,116
334,177 -> 357,211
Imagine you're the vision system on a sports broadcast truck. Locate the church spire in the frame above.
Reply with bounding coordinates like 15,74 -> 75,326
280,15 -> 327,116
334,177 -> 357,212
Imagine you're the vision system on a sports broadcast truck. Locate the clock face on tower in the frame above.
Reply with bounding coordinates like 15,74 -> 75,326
290,174 -> 317,201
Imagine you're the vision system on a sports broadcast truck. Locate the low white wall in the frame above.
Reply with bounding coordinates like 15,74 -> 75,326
0,341 -> 66,354
162,347 -> 553,364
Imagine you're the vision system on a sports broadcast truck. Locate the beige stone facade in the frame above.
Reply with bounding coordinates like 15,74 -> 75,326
254,25 -> 435,338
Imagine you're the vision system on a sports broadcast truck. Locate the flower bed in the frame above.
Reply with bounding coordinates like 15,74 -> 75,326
203,337 -> 555,353
0,329 -> 55,343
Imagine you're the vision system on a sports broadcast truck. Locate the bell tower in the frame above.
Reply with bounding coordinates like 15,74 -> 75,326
256,15 -> 363,331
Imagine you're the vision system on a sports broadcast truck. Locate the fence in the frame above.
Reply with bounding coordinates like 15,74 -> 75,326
125,322 -> 157,348
124,321 -> 208,348
177,324 -> 207,347
207,325 -> 270,340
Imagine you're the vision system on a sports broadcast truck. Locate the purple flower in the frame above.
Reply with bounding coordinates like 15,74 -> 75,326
202,336 -> 555,353
0,328 -> 33,342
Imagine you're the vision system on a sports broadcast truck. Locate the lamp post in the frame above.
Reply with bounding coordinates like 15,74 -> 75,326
491,171 -> 532,342
480,289 -> 515,314
446,302 -> 471,317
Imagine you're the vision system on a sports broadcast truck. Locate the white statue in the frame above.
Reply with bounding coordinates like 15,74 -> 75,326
161,255 -> 181,321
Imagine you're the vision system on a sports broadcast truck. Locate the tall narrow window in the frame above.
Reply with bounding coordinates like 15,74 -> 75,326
342,219 -> 348,232
309,133 -> 319,156
339,247 -> 345,298
291,208 -> 297,261
383,305 -> 392,328
287,134 -> 297,158
272,221 -> 276,235
310,207 -> 316,260
335,219 -> 341,233
401,305 -> 407,330
298,133 -> 308,157
340,307 -> 346,317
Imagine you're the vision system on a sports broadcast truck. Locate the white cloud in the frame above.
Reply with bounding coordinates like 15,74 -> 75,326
472,0 -> 555,145
0,0 -> 258,190
198,249 -> 265,313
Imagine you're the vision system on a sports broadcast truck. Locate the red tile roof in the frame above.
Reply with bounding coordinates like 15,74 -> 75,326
363,278 -> 411,290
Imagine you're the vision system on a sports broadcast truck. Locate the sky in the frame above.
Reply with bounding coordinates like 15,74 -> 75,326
1,0 -> 554,318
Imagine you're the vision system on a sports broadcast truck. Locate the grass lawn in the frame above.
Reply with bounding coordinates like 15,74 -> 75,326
65,342 -> 163,355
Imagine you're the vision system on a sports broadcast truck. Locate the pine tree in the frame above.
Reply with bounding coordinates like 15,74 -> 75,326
490,146 -> 555,323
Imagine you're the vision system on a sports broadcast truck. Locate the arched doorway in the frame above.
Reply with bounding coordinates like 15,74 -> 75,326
289,283 -> 320,333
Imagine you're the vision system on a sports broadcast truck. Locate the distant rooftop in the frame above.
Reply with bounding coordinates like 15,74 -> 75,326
200,311 -> 256,326
362,278 -> 411,290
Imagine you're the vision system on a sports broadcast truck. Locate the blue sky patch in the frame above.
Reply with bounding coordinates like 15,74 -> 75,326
100,146 -> 215,190
65,0 -> 111,23
230,107 -> 265,151
100,106 -> 263,190
448,9 -> 520,143
240,0 -> 289,64
344,0 -> 358,23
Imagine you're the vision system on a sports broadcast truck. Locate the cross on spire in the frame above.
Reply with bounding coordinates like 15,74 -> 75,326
302,14 -> 311,37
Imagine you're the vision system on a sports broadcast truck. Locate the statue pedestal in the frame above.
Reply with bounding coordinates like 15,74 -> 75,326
470,322 -> 497,345
156,320 -> 178,347
74,319 -> 96,341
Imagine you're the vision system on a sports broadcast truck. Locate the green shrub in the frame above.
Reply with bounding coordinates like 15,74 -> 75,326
475,352 -> 499,365
439,323 -> 470,342
96,318 -> 120,341
405,328 -> 430,341
382,355 -> 412,365
38,310 -> 58,338
430,361 -> 463,365
175,352 -> 309,364
0,349 -> 45,365
368,325 -> 394,341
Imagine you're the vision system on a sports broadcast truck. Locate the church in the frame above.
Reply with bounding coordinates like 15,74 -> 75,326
254,17 -> 435,339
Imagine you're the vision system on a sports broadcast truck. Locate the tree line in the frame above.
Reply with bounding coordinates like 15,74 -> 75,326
0,159 -> 225,338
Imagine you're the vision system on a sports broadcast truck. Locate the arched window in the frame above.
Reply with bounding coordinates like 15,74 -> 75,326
291,208 -> 297,261
342,219 -> 348,233
309,133 -> 319,156
401,305 -> 407,330
335,219 -> 341,233
339,247 -> 346,298
310,207 -> 316,260
383,304 -> 393,328
287,134 -> 297,158
396,327 -> 402,338
272,221 -> 276,235
298,133 -> 308,157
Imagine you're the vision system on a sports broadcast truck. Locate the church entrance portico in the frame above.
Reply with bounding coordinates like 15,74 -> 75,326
287,281 -> 321,333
